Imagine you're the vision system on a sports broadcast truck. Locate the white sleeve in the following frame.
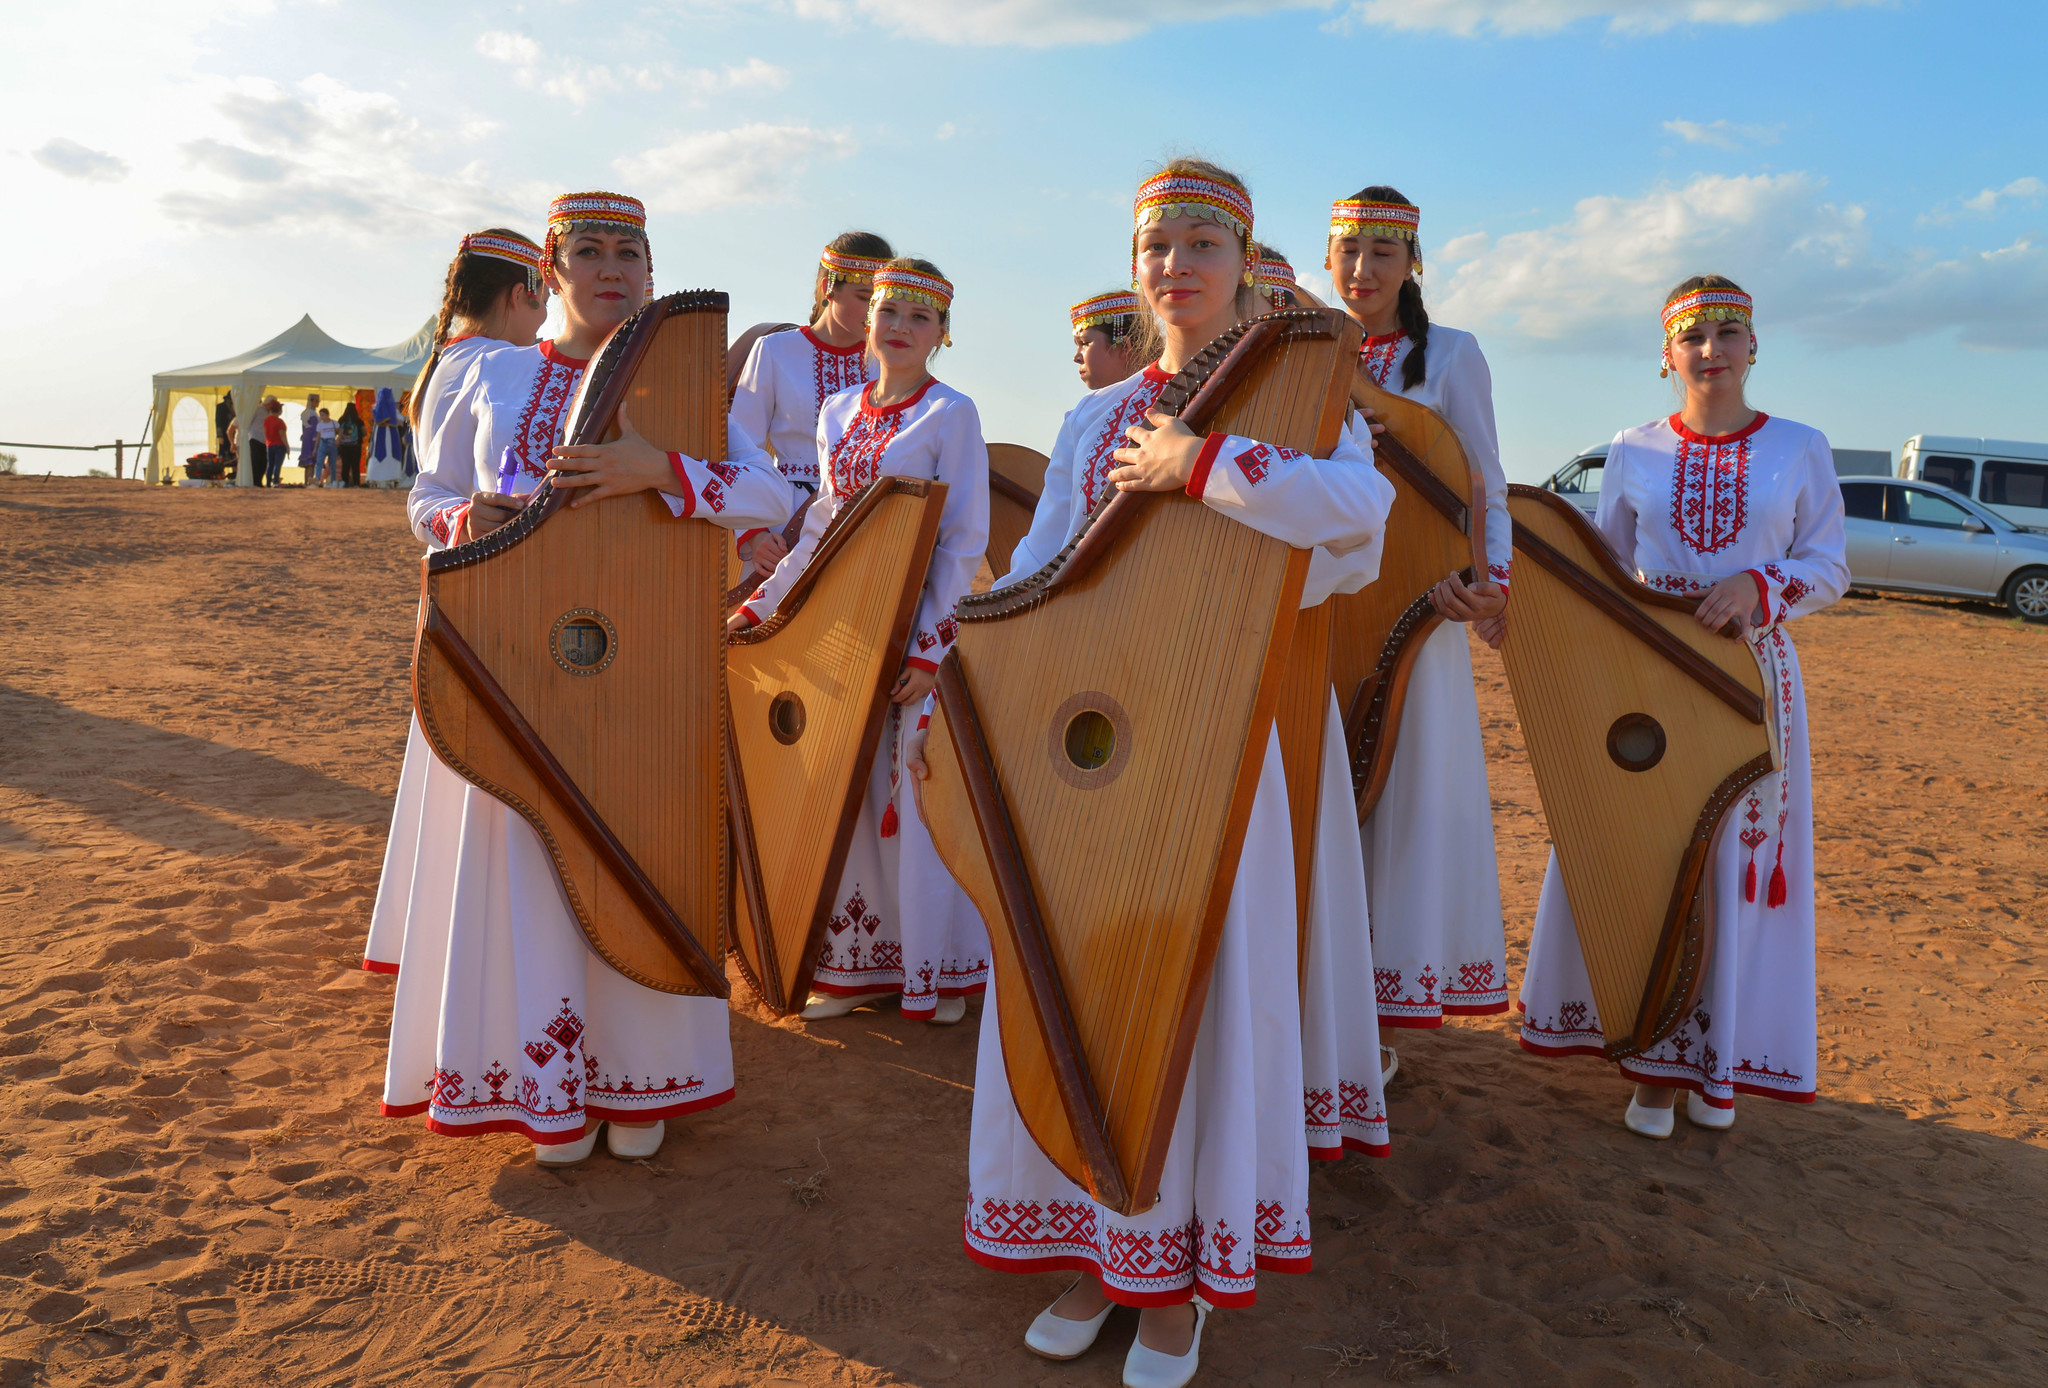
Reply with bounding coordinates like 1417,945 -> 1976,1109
737,459 -> 837,625
728,335 -> 775,458
1190,411 -> 1394,555
1750,431 -> 1849,627
994,402 -> 1086,586
1437,335 -> 1512,588
409,363 -> 484,549
904,399 -> 991,670
661,416 -> 797,531
1592,430 -> 1638,561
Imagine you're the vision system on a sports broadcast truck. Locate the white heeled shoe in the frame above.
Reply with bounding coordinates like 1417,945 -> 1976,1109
800,990 -> 897,1020
928,996 -> 967,1026
534,1127 -> 601,1167
607,1120 -> 665,1159
1624,1097 -> 1675,1139
1685,1092 -> 1735,1130
1380,1045 -> 1399,1084
1123,1299 -> 1208,1388
1025,1279 -> 1114,1360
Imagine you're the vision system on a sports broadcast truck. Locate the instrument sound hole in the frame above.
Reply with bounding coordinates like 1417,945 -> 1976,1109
559,620 -> 608,667
1063,711 -> 1116,770
1607,713 -> 1667,772
769,692 -> 806,745
550,608 -> 617,675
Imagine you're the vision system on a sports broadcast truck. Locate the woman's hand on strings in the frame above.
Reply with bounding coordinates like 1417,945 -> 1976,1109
548,401 -> 673,508
739,530 -> 789,570
724,610 -> 752,637
1429,572 -> 1508,648
460,490 -> 527,543
890,661 -> 939,708
1109,411 -> 1203,492
905,725 -> 930,782
1694,572 -> 1765,637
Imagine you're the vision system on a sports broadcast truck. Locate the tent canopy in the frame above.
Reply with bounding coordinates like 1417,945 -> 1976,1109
148,314 -> 434,482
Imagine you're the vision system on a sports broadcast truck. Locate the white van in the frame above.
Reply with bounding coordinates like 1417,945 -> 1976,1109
1899,435 -> 2048,532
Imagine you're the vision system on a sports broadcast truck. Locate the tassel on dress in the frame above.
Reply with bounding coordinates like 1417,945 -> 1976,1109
1767,844 -> 1787,908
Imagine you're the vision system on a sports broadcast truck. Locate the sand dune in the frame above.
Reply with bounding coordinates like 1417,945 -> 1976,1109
1,477 -> 2042,1386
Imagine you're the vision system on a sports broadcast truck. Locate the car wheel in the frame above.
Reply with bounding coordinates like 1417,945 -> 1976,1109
2005,567 -> 2048,623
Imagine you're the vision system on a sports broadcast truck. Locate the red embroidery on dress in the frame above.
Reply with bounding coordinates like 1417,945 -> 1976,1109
1358,334 -> 1403,387
508,354 -> 585,482
1488,562 -> 1511,585
1373,968 -> 1402,1005
812,340 -> 867,418
1670,435 -> 1750,556
1082,374 -> 1167,510
826,405 -> 902,494
1232,441 -> 1304,487
936,615 -> 957,647
1337,1079 -> 1383,1126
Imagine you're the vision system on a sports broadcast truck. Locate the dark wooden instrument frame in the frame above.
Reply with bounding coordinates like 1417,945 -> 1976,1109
724,476 -> 946,1015
413,289 -> 735,998
944,308 -> 1347,1210
1505,484 -> 1771,1055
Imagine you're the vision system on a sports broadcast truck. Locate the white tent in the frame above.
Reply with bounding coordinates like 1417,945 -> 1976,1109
148,315 -> 434,485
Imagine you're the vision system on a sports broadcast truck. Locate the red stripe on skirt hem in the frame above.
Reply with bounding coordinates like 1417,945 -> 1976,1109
403,1086 -> 737,1143
379,1099 -> 430,1118
1309,1137 -> 1392,1162
587,1085 -> 736,1122
1519,1040 -> 1817,1106
961,1240 -> 1288,1308
362,959 -> 398,975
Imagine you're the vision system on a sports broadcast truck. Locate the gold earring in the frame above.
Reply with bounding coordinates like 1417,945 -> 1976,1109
1659,366 -> 1669,379
1748,350 -> 1757,364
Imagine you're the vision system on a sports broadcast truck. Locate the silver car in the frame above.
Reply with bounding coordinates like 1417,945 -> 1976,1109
1840,477 -> 2048,622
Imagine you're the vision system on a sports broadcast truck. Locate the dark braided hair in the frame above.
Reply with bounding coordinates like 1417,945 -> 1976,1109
1350,185 -> 1429,391
412,228 -> 541,425
811,229 -> 895,323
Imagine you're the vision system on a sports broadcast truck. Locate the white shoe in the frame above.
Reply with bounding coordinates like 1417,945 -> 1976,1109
534,1127 -> 601,1166
1123,1299 -> 1208,1388
1624,1097 -> 1675,1139
928,996 -> 967,1026
1685,1092 -> 1735,1130
800,990 -> 896,1020
607,1120 -> 665,1159
1380,1045 -> 1399,1084
1025,1279 -> 1114,1361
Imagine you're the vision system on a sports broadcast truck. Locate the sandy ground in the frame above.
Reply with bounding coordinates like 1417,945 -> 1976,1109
1,476 -> 2044,1387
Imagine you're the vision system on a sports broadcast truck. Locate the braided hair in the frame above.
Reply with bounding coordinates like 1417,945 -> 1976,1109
1349,185 -> 1429,391
412,228 -> 541,426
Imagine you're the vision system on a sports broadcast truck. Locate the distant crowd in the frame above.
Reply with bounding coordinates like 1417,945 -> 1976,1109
216,389 -> 415,488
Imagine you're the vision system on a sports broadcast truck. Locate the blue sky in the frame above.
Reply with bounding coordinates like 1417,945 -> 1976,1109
4,0 -> 2044,479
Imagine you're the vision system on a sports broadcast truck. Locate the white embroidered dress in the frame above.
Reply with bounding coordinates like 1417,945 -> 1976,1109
741,378 -> 992,1016
728,325 -> 873,490
366,339 -> 797,1144
960,365 -> 1394,1308
1517,412 -> 1847,1109
1353,328 -> 1515,1028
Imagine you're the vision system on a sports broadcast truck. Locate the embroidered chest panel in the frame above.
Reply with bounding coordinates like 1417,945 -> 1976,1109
1080,376 -> 1167,510
507,356 -> 585,485
1359,337 -> 1403,389
1668,436 -> 1752,556
826,407 -> 904,495
811,346 -> 867,417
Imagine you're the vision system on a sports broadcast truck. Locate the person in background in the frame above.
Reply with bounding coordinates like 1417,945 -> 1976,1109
299,394 -> 321,481
1068,289 -> 1142,390
338,402 -> 364,487
261,397 -> 288,486
215,392 -> 236,460
316,408 -> 339,488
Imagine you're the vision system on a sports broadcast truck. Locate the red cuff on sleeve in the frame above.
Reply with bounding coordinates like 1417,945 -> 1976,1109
448,503 -> 471,545
667,452 -> 697,518
1745,568 -> 1771,626
735,605 -> 760,628
736,527 -> 767,554
1185,432 -> 1227,498
903,657 -> 940,673
916,712 -> 931,731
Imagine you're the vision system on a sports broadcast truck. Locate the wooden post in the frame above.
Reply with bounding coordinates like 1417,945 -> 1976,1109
114,440 -> 123,480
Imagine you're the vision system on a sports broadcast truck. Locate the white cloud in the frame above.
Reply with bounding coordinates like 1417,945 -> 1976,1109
1919,176 -> 2048,224
1430,172 -> 2048,352
30,138 -> 132,183
1663,118 -> 1780,150
615,124 -> 859,211
476,32 -> 787,106
1337,0 -> 1881,36
159,77 -> 529,237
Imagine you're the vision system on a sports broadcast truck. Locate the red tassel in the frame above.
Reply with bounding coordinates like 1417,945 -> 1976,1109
1767,846 -> 1787,908
1744,861 -> 1757,903
879,804 -> 898,838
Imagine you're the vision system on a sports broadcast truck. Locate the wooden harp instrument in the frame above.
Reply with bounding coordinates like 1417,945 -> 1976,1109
919,307 -> 1361,1216
984,442 -> 1048,579
1330,374 -> 1489,823
726,478 -> 948,1014
1499,485 -> 1774,1056
410,291 -> 734,998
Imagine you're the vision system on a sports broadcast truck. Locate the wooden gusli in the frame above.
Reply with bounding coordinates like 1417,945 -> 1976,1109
1499,485 -> 1775,1057
1329,374 -> 1488,822
984,443 -> 1048,579
919,307 -> 1360,1215
410,291 -> 734,998
726,478 -> 947,1014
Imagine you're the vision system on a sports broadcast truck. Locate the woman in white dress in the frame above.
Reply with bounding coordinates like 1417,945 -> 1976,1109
1325,189 -> 1514,1085
735,259 -> 992,1025
1515,276 -> 1848,1138
727,231 -> 893,575
367,191 -> 796,1167
908,159 -> 1394,1388
1070,289 -> 1142,390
